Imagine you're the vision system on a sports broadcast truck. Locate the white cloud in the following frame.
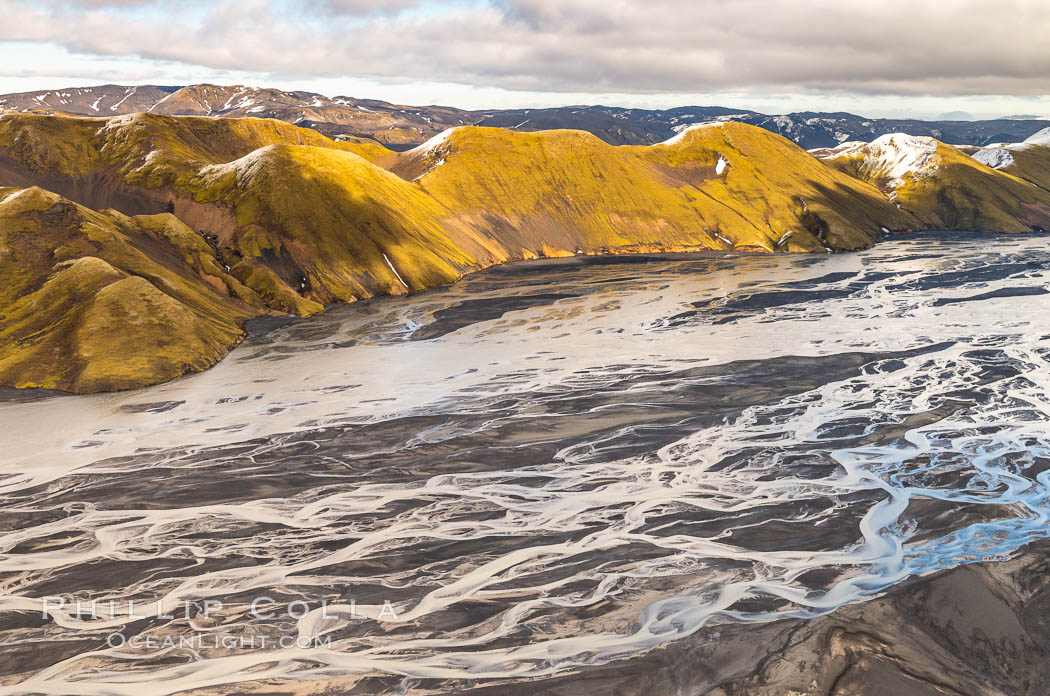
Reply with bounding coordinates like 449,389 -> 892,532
308,0 -> 422,15
3,0 -> 1050,114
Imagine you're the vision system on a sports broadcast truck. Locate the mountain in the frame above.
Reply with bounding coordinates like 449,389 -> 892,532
0,112 -> 914,392
0,84 -> 474,147
935,111 -> 975,121
965,128 -> 1050,193
4,105 -> 1050,394
0,186 -> 254,392
963,127 -> 1050,172
997,114 -> 1050,121
0,85 -> 179,116
3,84 -> 1048,150
815,134 -> 1050,233
469,105 -> 762,146
738,111 -> 1050,149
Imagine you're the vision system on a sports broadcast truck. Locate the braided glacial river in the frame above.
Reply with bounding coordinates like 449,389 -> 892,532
2,234 -> 1050,695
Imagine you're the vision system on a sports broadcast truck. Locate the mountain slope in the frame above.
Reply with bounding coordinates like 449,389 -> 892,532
471,106 -> 760,146
819,134 -> 1050,233
0,113 -> 919,392
0,85 -> 178,117
143,85 -> 477,147
965,129 -> 1050,195
406,124 -> 914,254
126,120 -> 910,303
0,113 -> 911,283
190,143 -> 479,301
686,111 -> 1050,150
0,84 -> 473,148
996,145 -> 1050,193
0,186 -> 261,392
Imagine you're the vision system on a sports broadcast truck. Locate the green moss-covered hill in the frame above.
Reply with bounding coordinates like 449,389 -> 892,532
818,134 -> 1050,233
993,144 -> 1050,195
404,124 -> 915,254
0,112 -> 1019,393
0,186 -> 264,391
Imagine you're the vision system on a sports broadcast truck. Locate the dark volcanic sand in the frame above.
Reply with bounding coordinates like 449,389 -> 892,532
2,235 -> 1050,695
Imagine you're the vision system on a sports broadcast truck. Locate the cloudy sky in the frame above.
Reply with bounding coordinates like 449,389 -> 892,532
2,0 -> 1050,118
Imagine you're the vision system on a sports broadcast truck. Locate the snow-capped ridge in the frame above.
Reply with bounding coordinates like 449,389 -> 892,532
825,133 -> 938,187
660,122 -> 725,146
197,145 -> 279,182
0,188 -> 32,206
402,127 -> 460,181
407,127 -> 459,156
810,141 -> 867,156
968,125 -> 1050,168
1024,127 -> 1050,146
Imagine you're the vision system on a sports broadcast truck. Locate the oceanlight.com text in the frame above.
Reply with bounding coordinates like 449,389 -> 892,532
105,633 -> 335,650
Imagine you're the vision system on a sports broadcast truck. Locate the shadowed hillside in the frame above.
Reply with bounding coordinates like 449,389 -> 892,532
0,186 -> 259,392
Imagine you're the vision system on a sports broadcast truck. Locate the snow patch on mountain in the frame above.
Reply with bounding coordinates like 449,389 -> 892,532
410,127 -> 458,155
1024,127 -> 1050,145
147,91 -> 176,113
109,87 -> 137,112
825,134 -> 939,187
221,90 -> 247,111
973,147 -> 1015,169
411,159 -> 445,182
97,113 -> 142,133
968,126 -> 1050,167
404,127 -> 459,181
197,146 -> 277,184
812,141 -> 868,156
660,122 -> 724,145
0,188 -> 31,206
383,254 -> 407,287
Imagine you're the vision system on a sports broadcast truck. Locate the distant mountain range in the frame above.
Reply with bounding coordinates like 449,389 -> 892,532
2,84 -> 1048,150
998,114 -> 1050,121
